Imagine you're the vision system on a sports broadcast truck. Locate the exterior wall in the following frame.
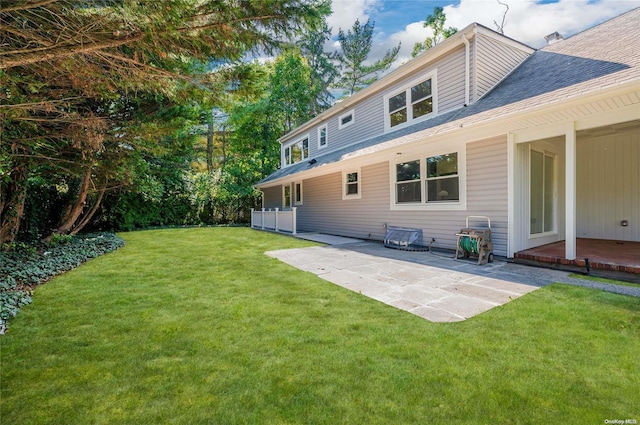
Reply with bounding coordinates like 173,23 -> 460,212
282,46 -> 469,164
474,33 -> 530,101
284,135 -> 509,256
577,128 -> 640,241
262,185 -> 282,209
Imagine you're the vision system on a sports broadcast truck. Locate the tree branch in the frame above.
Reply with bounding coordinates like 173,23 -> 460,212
0,0 -> 58,13
0,33 -> 144,69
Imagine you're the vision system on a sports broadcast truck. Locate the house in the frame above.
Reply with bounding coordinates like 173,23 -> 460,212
252,9 -> 640,270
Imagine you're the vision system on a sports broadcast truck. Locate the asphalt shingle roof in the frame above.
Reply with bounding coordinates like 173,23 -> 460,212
258,8 -> 640,186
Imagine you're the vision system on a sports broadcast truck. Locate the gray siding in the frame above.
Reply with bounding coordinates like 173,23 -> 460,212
262,185 -> 282,209
577,128 -> 640,241
437,45 -> 467,112
475,33 -> 530,101
284,46 -> 468,162
289,135 -> 509,256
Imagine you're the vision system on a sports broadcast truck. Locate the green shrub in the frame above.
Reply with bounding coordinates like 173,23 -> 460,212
0,232 -> 125,334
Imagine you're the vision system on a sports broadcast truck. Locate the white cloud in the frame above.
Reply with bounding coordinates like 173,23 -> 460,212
444,0 -> 640,48
327,0 -> 640,72
326,0 -> 382,34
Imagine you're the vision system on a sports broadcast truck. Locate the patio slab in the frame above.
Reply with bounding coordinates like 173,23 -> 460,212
266,241 -> 550,322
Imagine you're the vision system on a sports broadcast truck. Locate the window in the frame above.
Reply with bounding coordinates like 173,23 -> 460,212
385,74 -> 435,131
318,125 -> 327,148
338,109 -> 355,129
530,150 -> 555,234
391,150 -> 463,209
396,160 -> 422,203
294,182 -> 303,205
426,153 -> 459,202
343,169 -> 361,199
283,135 -> 309,166
283,185 -> 291,208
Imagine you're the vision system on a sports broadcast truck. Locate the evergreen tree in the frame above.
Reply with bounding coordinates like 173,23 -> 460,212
0,0 -> 330,246
335,19 -> 400,96
297,21 -> 339,114
412,7 -> 458,58
270,48 -> 315,133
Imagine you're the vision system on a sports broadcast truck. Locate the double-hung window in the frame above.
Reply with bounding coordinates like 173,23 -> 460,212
385,73 -> 436,131
283,185 -> 291,208
396,160 -> 422,203
342,169 -> 361,200
426,153 -> 459,202
283,135 -> 309,166
318,125 -> 327,149
392,150 -> 463,209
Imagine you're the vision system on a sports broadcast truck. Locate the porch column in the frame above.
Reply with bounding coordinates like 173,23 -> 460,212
565,122 -> 577,260
291,207 -> 297,235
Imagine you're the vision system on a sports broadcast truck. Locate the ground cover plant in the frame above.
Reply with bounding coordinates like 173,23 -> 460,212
1,228 -> 638,424
0,232 -> 125,334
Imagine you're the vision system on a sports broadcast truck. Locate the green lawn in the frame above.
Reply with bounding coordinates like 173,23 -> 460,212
1,228 -> 638,424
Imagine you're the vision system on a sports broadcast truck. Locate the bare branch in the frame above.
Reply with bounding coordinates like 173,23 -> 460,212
0,0 -> 58,13
494,0 -> 509,34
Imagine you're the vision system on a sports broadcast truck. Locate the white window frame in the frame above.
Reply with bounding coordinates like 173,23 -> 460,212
383,71 -> 437,132
317,124 -> 328,149
282,134 -> 310,167
342,169 -> 362,200
389,145 -> 466,211
294,181 -> 303,206
528,147 -> 557,238
338,109 -> 355,130
283,184 -> 292,208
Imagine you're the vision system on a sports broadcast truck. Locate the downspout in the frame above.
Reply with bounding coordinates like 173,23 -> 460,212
472,26 -> 478,103
461,33 -> 470,106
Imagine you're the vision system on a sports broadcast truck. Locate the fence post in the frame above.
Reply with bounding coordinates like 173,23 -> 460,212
250,208 -> 254,228
274,208 -> 279,232
261,208 -> 265,230
291,207 -> 297,235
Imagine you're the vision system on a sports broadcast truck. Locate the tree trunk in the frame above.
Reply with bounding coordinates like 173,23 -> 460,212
207,112 -> 214,173
0,163 -> 29,248
45,166 -> 92,240
70,183 -> 107,235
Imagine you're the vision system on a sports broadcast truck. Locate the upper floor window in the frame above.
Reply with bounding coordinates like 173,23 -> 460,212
385,73 -> 436,131
318,124 -> 328,149
283,135 -> 309,166
338,109 -> 355,130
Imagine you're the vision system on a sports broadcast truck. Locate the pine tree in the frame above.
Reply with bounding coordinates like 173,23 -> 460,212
412,7 -> 458,58
335,19 -> 400,96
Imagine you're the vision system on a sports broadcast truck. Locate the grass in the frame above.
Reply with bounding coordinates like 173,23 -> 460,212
1,227 -> 638,424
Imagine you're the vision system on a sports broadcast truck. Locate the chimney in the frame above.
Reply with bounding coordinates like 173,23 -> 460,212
545,31 -> 564,45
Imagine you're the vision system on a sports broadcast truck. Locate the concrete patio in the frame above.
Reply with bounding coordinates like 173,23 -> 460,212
266,233 -> 639,322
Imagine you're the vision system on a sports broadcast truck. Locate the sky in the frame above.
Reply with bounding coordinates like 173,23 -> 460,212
325,0 -> 640,67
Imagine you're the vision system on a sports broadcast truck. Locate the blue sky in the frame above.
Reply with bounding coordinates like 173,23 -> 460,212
326,0 -> 640,67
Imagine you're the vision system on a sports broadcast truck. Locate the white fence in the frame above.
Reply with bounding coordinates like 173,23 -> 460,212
251,208 -> 297,234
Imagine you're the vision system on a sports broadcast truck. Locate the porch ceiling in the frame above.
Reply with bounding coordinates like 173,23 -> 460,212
577,119 -> 640,138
